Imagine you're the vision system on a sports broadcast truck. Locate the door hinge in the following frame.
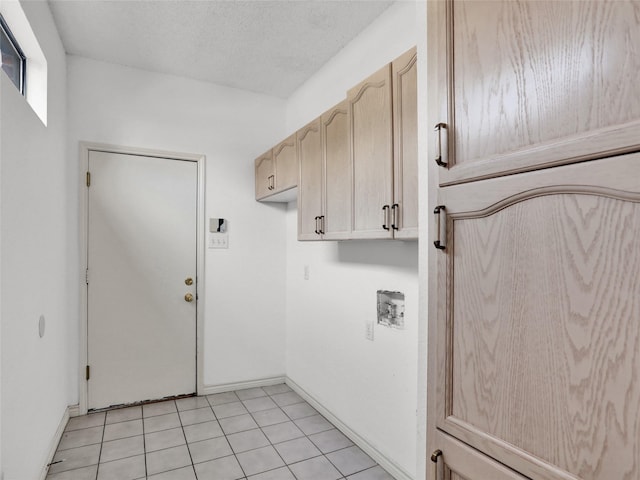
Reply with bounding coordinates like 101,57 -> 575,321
86,171 -> 91,187
85,365 -> 90,380
434,205 -> 447,250
85,268 -> 89,285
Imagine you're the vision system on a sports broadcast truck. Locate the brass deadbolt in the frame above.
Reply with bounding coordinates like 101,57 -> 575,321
185,277 -> 194,286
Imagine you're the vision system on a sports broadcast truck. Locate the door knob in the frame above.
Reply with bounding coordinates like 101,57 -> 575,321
185,277 -> 193,286
184,293 -> 194,303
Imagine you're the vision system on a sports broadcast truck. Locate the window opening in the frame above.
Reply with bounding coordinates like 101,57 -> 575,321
0,13 -> 26,94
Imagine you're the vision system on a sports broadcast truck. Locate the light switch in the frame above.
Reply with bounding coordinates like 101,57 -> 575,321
208,233 -> 228,249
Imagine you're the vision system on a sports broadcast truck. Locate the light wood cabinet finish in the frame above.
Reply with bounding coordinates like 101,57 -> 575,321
255,134 -> 298,202
297,119 -> 323,241
273,134 -> 297,192
348,63 -> 394,239
322,100 -> 351,240
431,0 -> 640,186
255,150 -> 274,200
297,101 -> 351,241
434,431 -> 528,480
392,47 -> 418,239
432,153 -> 640,480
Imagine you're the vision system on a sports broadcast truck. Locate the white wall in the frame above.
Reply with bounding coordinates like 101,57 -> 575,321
0,1 -> 71,478
284,2 -> 420,478
67,57 -> 289,395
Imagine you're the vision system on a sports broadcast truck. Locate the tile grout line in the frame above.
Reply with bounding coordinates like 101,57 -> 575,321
50,386 -> 384,480
231,385 -> 351,479
206,393 -> 250,480
94,412 -> 107,480
243,386 -> 328,480
264,388 -> 386,480
141,406 -> 148,479
255,387 -> 378,480
175,400 -> 200,480
244,393 -> 299,479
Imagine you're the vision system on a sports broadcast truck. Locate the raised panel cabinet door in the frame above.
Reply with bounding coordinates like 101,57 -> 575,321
273,133 -> 297,192
392,46 -> 418,239
433,153 -> 640,480
297,119 -> 323,241
255,150 -> 274,200
348,63 -> 394,239
322,100 -> 351,240
430,431 -> 530,480
429,0 -> 640,186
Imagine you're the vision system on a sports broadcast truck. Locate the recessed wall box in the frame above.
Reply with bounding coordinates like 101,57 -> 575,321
377,290 -> 405,329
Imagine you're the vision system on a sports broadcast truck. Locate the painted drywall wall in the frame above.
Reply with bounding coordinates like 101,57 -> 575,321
284,2 -> 420,478
0,1 -> 70,478
67,56 -> 288,397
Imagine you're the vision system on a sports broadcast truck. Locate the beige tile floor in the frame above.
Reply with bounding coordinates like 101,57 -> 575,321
46,384 -> 396,480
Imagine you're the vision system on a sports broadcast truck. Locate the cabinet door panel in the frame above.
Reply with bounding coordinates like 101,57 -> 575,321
349,64 -> 393,239
432,431 -> 529,480
323,100 -> 351,240
255,151 -> 274,200
393,47 -> 418,239
432,0 -> 640,185
274,134 -> 297,192
297,120 -> 323,241
436,153 -> 640,480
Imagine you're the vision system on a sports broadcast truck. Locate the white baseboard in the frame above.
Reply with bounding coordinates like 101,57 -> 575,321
200,375 -> 286,396
40,405 -> 73,480
285,378 -> 414,480
68,404 -> 80,418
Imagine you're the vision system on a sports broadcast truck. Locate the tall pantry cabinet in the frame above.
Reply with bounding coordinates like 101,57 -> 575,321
427,2 -> 640,480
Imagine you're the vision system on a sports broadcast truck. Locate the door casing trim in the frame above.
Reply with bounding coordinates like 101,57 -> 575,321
78,141 -> 206,414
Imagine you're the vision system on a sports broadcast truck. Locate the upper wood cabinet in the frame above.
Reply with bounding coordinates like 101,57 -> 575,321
349,64 -> 394,239
431,0 -> 640,186
348,48 -> 418,240
322,101 -> 351,240
255,150 -> 274,200
257,48 -> 417,242
392,47 -> 418,239
297,118 -> 323,240
273,134 -> 297,192
255,134 -> 297,201
297,101 -> 352,241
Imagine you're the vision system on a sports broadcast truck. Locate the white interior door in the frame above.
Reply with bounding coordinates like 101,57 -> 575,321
87,150 -> 197,410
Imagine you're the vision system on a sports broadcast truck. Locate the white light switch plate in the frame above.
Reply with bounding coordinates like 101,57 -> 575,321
208,233 -> 228,249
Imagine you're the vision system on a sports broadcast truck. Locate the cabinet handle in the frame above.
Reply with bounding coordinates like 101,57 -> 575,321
434,123 -> 448,167
268,175 -> 275,190
314,216 -> 320,235
382,205 -> 390,230
433,205 -> 446,250
320,216 -> 325,235
431,449 -> 442,479
391,204 -> 399,230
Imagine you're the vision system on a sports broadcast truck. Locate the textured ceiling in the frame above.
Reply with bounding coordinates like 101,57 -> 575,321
48,0 -> 394,98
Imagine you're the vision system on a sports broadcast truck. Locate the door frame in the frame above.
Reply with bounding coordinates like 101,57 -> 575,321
78,142 -> 206,414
